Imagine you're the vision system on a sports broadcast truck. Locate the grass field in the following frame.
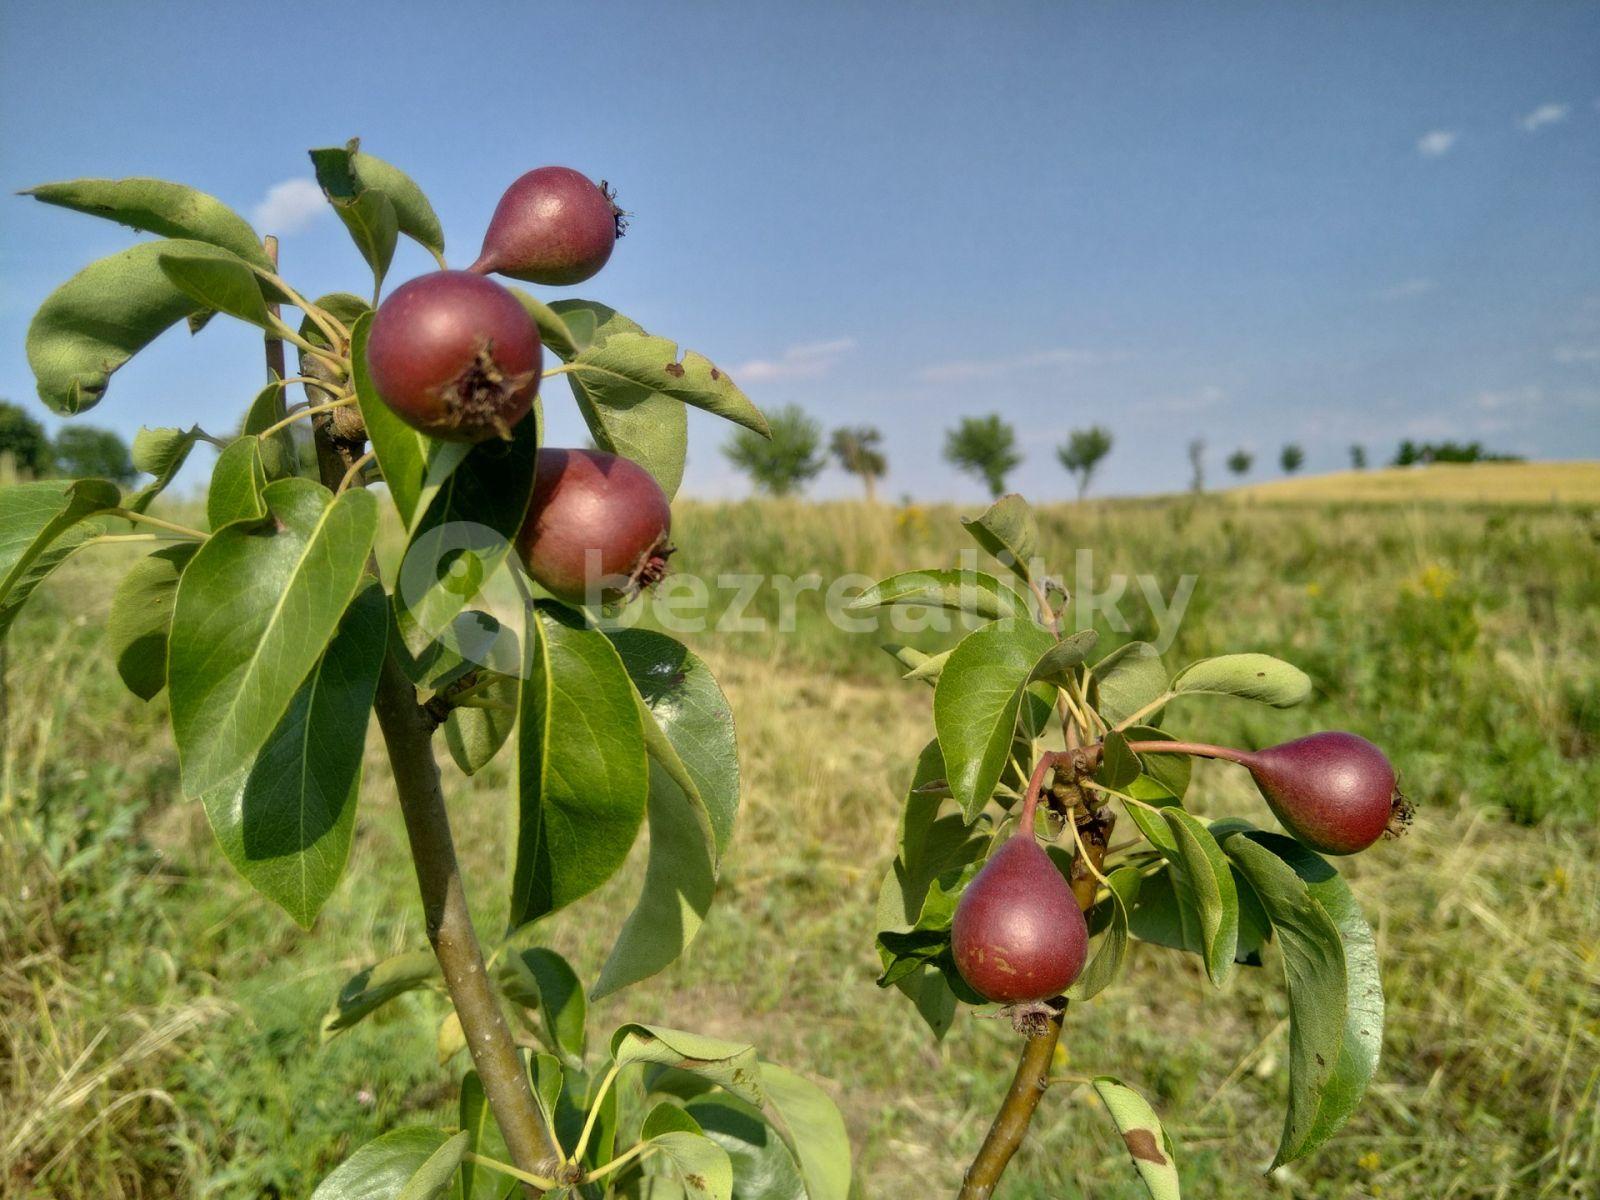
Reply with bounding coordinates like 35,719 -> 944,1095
1228,460 -> 1600,506
3,491 -> 1598,1198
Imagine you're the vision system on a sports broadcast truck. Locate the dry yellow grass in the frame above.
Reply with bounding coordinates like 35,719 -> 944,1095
1229,460 -> 1600,505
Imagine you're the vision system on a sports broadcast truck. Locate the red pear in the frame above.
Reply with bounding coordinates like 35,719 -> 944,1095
516,448 -> 671,607
951,823 -> 1087,1005
1247,731 -> 1409,856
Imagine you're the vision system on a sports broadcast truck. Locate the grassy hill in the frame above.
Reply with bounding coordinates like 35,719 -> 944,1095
1228,459 -> 1600,505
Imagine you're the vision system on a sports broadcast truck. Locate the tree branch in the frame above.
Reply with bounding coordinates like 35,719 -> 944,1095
286,231 -> 554,1188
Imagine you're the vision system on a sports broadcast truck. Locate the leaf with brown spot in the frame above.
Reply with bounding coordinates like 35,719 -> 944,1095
1092,1077 -> 1182,1199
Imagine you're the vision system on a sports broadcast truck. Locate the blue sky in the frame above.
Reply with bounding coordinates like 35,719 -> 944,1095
2,1 -> 1597,501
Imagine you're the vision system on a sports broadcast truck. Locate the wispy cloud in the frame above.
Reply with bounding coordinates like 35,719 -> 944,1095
1376,277 -> 1435,302
251,178 -> 327,236
730,337 -> 855,383
1416,129 -> 1458,158
1475,386 -> 1540,411
917,347 -> 1114,384
1554,345 -> 1600,364
1144,384 -> 1225,414
1520,102 -> 1570,132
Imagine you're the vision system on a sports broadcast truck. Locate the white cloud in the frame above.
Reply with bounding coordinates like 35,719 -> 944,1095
729,338 -> 855,383
1520,103 -> 1570,132
1376,278 -> 1435,301
917,347 -> 1114,384
1416,129 -> 1458,158
1144,384 -> 1225,414
251,178 -> 327,236
1474,386 -> 1540,411
1555,345 -> 1600,364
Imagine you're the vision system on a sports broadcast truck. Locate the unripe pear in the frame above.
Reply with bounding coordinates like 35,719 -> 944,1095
365,271 -> 541,442
516,448 -> 672,606
469,166 -> 624,286
1246,731 -> 1409,856
951,820 -> 1087,1005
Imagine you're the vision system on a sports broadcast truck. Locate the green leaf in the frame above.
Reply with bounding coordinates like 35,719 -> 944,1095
457,1072 -> 516,1200
510,605 -> 648,926
206,435 -> 268,529
498,947 -> 587,1063
684,1096 -> 807,1200
846,569 -> 1031,621
1091,1077 -> 1181,1200
0,480 -> 121,608
157,243 -> 282,330
1239,831 -> 1383,1153
933,620 -> 1057,821
1171,653 -> 1313,708
169,479 -> 378,797
1091,641 -> 1168,726
126,425 -> 199,512
1096,729 -> 1142,789
1126,725 -> 1191,801
512,293 -> 687,497
529,1052 -> 565,1135
589,753 -> 716,1002
643,1101 -> 706,1140
322,950 -> 439,1037
1160,808 -> 1239,987
443,674 -> 517,776
1218,831 -> 1348,1167
569,331 -> 768,436
198,581 -> 387,927
350,312 -> 471,528
608,629 -> 739,855
758,1063 -> 851,1200
310,1127 -> 466,1200
960,493 -> 1038,582
1027,629 -> 1099,686
107,543 -> 198,700
611,1025 -> 763,1106
511,290 -> 590,361
392,402 -> 538,663
243,380 -> 298,480
349,144 -> 446,258
1125,865 -> 1270,968
309,142 -> 399,290
547,299 -> 635,357
1068,865 -> 1141,1001
24,177 -> 272,268
0,519 -> 107,641
25,238 -> 229,414
648,1131 -> 734,1200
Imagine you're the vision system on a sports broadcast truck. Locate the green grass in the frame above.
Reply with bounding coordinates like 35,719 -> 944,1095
3,496 -> 1598,1198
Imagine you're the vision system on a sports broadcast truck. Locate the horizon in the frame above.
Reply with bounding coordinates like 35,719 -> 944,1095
2,1 -> 1597,501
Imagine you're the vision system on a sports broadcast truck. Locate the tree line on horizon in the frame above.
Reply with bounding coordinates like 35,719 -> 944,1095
0,399 -> 137,484
2,395 -> 1523,503
721,404 -> 1526,500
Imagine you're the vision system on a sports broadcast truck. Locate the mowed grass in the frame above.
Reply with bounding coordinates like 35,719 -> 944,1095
1228,460 -> 1600,506
3,494 -> 1598,1198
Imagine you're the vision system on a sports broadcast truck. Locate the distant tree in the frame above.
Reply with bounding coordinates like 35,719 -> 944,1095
1280,443 -> 1305,475
1226,448 -> 1253,477
830,425 -> 887,502
1392,439 -> 1521,466
1055,425 -> 1113,499
0,399 -> 52,477
1349,443 -> 1368,470
943,414 -> 1021,498
1187,438 -> 1206,493
724,404 -> 825,496
51,425 -> 135,484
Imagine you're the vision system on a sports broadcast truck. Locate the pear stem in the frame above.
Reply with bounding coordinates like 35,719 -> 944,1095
1123,739 -> 1255,767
